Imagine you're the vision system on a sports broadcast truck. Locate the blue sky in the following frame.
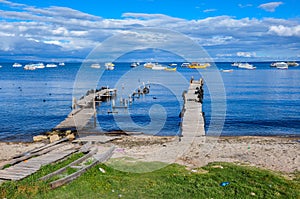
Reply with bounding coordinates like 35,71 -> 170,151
0,0 -> 299,61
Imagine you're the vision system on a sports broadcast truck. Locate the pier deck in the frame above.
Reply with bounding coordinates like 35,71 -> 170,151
54,88 -> 116,131
181,79 -> 205,138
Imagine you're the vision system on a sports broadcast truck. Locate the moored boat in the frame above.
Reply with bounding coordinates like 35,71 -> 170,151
188,62 -> 210,69
130,62 -> 140,68
91,63 -> 101,69
12,63 -> 22,67
105,62 -> 115,70
24,64 -> 37,70
181,62 -> 190,67
59,62 -> 65,66
231,62 -> 240,67
151,64 -> 167,70
237,63 -> 256,70
164,67 -> 177,72
46,63 -> 58,68
287,61 -> 299,67
144,62 -> 155,68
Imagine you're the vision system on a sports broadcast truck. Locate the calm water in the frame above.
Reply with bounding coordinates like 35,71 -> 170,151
0,62 -> 299,141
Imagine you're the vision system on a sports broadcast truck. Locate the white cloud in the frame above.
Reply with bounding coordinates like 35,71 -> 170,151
203,9 -> 217,13
258,2 -> 283,12
268,25 -> 300,37
238,4 -> 252,8
0,0 -> 299,61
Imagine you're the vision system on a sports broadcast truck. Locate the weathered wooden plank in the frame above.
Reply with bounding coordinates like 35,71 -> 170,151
50,146 -> 115,189
40,148 -> 98,181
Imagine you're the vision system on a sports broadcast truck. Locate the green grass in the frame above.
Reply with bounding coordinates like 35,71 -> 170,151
0,157 -> 299,199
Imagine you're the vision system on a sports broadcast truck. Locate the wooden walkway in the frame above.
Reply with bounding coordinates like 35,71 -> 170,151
181,79 -> 205,138
0,143 -> 77,181
54,88 -> 116,131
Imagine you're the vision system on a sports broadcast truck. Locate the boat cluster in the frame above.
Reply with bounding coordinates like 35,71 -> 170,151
12,62 -> 65,70
90,62 -> 115,70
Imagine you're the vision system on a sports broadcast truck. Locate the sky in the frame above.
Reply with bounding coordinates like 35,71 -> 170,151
0,0 -> 299,62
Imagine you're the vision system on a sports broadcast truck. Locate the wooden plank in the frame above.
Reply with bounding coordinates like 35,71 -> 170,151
50,146 -> 115,189
40,148 -> 98,181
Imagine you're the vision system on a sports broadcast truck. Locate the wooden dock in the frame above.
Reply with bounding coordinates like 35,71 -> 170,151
180,79 -> 205,138
54,88 -> 116,131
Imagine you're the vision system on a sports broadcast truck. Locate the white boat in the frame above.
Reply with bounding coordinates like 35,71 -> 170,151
35,63 -> 45,69
46,63 -> 58,68
151,64 -> 167,70
0,65 -> 2,68
12,63 -> 22,67
130,62 -> 140,67
231,62 -> 240,67
237,63 -> 256,70
169,63 -> 177,66
144,62 -> 155,68
58,62 -> 65,66
24,64 -> 36,70
105,62 -> 115,70
181,62 -> 190,67
221,69 -> 234,73
273,62 -> 288,69
91,63 -> 101,69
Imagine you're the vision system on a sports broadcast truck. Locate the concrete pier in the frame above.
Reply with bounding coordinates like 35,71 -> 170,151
180,78 -> 205,138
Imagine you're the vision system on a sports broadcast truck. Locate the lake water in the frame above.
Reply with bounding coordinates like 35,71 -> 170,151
0,62 -> 299,141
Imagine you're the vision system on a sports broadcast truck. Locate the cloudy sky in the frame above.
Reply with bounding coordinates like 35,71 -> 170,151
0,0 -> 299,62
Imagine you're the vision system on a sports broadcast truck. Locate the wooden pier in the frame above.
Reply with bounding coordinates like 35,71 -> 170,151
180,78 -> 205,138
54,88 -> 116,131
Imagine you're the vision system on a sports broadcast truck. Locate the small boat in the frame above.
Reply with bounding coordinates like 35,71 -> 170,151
271,62 -> 288,69
130,62 -> 140,67
35,63 -> 45,69
274,62 -> 288,69
58,62 -> 65,66
90,63 -> 101,69
105,62 -> 115,70
181,62 -> 190,67
231,62 -> 240,67
23,64 -> 36,70
152,64 -> 167,70
287,61 -> 299,67
188,62 -> 210,69
46,63 -> 58,68
0,65 -> 2,68
237,63 -> 256,70
144,62 -> 155,68
221,69 -> 234,73
164,67 -> 177,72
169,63 -> 177,66
12,63 -> 22,67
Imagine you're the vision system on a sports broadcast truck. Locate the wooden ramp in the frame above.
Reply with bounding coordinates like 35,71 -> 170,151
181,79 -> 205,138
54,89 -> 116,131
0,143 -> 77,181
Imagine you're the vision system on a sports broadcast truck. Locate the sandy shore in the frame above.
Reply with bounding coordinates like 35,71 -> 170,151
111,135 -> 300,173
0,136 -> 299,174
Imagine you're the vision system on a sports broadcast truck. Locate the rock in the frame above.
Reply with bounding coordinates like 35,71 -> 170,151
49,134 -> 60,143
65,130 -> 72,135
33,135 -> 48,142
66,133 -> 75,140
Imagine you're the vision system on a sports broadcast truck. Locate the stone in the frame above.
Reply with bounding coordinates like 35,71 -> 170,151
49,134 -> 60,143
65,130 -> 72,135
33,135 -> 48,142
66,133 -> 75,140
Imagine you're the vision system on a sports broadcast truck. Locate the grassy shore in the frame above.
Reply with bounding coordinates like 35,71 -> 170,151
0,153 -> 299,199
